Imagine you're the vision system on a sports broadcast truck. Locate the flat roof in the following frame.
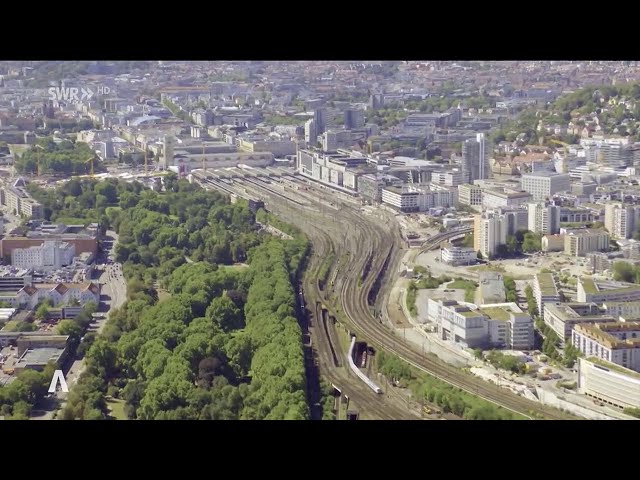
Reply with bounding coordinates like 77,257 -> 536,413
536,273 -> 559,296
480,306 -> 512,321
15,347 -> 65,368
585,357 -> 640,380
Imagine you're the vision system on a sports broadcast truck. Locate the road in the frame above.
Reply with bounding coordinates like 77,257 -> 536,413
50,230 -> 125,418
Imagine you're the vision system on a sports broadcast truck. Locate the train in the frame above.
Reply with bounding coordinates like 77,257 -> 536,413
348,336 -> 382,394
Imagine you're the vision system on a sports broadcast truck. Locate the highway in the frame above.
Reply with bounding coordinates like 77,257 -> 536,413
194,171 -> 578,420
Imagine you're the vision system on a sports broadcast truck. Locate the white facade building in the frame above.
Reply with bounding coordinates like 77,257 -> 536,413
11,241 -> 75,271
441,246 -> 476,266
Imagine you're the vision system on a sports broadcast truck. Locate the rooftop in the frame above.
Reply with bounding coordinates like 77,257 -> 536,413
581,278 -> 640,296
536,273 -> 559,297
14,347 -> 66,368
585,357 -> 640,380
480,306 -> 512,321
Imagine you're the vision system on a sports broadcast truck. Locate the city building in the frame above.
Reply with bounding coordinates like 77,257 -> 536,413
542,234 -> 565,252
577,278 -> 640,304
381,185 -> 454,212
440,246 -> 476,266
533,273 -> 561,316
527,202 -> 560,235
11,241 -> 75,270
544,302 -> 616,341
482,189 -> 531,209
344,109 -> 365,130
304,119 -> 316,146
572,322 -> 640,372
427,299 -> 533,349
461,133 -> 488,183
432,171 -> 464,187
520,171 -> 571,201
603,301 -> 640,319
604,202 -> 640,240
0,178 -> 43,219
477,271 -> 505,304
577,357 -> 640,409
564,229 -> 610,256
13,334 -> 69,373
458,184 -> 482,207
10,282 -> 100,309
474,211 -> 508,259
314,108 -> 326,136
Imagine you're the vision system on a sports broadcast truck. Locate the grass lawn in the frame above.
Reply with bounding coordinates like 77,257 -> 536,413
0,320 -> 18,331
107,398 -> 127,420
448,279 -> 477,290
54,217 -> 91,226
157,289 -> 172,303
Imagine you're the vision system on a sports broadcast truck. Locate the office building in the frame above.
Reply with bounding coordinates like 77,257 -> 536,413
542,234 -> 565,252
482,189 -> 531,209
578,278 -> 640,304
461,133 -> 488,183
0,178 -> 43,219
533,273 -> 561,316
321,131 -> 338,153
527,202 -> 560,235
432,171 -> 464,187
427,299 -> 533,349
344,109 -> 365,130
564,229 -> 610,256
441,246 -> 476,266
577,357 -> 640,409
458,184 -> 482,207
11,241 -> 75,270
520,171 -> 570,201
314,108 -> 326,136
544,302 -> 616,341
381,185 -> 454,212
304,119 -> 317,147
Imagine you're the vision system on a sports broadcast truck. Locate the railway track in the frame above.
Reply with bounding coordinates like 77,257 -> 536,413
196,173 -> 576,420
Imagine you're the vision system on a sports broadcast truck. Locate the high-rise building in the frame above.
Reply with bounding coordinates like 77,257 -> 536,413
344,109 -> 365,130
304,119 -> 317,147
474,211 -> 507,258
604,202 -> 640,239
322,131 -> 338,153
461,133 -> 488,183
314,108 -> 326,136
528,202 -> 561,235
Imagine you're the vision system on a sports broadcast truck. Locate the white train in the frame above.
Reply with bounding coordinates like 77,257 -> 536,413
348,336 -> 382,394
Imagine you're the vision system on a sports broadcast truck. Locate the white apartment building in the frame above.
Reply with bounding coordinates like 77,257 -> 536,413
474,211 -> 506,259
572,322 -> 640,372
10,282 -> 100,309
564,229 -> 610,256
533,273 -> 561,316
527,202 -> 560,235
578,357 -> 640,409
604,203 -> 640,240
11,241 -> 75,270
441,246 -> 476,266
604,301 -> 640,319
577,278 -> 640,304
458,184 -> 482,207
520,171 -> 571,201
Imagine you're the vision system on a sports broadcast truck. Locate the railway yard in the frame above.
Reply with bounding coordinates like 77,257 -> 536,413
191,167 -> 579,420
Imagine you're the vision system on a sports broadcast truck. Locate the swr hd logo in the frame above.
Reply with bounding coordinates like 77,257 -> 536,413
48,85 -> 110,104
